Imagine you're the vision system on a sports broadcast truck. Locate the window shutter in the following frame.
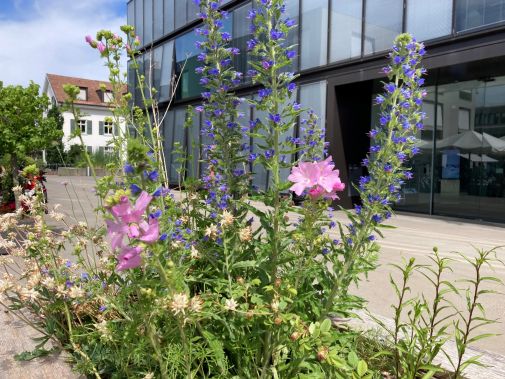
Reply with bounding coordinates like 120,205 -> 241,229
114,123 -> 119,136
70,119 -> 75,133
99,146 -> 105,154
87,120 -> 92,135
99,121 -> 104,135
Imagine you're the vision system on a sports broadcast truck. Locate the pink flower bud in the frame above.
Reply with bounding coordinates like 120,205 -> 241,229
85,35 -> 93,44
97,42 -> 106,53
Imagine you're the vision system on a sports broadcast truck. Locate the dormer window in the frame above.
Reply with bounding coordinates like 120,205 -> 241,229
103,90 -> 114,103
76,87 -> 87,101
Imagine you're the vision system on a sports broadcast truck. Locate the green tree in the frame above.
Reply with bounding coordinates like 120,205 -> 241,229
44,105 -> 66,165
0,82 -> 63,178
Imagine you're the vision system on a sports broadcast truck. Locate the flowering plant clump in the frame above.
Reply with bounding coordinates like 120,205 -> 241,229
0,1 -> 503,378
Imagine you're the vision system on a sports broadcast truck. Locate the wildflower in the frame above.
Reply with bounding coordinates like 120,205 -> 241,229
170,293 -> 189,315
224,298 -> 238,311
143,373 -> 155,379
205,224 -> 218,239
20,288 -> 39,302
97,42 -> 106,53
94,320 -> 113,341
190,296 -> 203,313
68,286 -> 85,299
288,156 -> 345,200
116,246 -> 143,271
271,300 -> 280,313
106,191 -> 159,250
221,210 -> 234,227
239,226 -> 252,242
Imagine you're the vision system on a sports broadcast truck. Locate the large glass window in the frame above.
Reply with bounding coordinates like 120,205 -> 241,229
159,41 -> 174,102
175,30 -> 203,100
382,71 -> 505,222
299,81 -> 327,132
284,0 -> 300,72
187,0 -> 200,23
175,0 -> 188,29
163,110 -> 175,170
329,0 -> 362,62
456,0 -> 505,32
364,0 -> 403,55
407,0 -> 452,41
251,102 -> 270,191
301,0 -> 329,70
164,0 -> 174,34
127,0 -> 134,28
232,3 -> 253,77
152,46 -> 163,98
187,110 -> 201,179
144,0 -> 153,45
135,0 -> 143,44
153,0 -> 163,41
170,109 -> 187,182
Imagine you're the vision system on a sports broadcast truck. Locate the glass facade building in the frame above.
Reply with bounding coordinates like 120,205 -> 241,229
128,0 -> 505,223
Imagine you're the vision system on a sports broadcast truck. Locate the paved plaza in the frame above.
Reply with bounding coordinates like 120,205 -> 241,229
1,175 -> 505,378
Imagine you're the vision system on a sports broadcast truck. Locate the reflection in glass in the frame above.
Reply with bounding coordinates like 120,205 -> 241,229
299,81 -> 327,135
301,0 -> 328,70
407,0 -> 452,41
393,87 -> 437,214
175,30 -> 203,100
252,102 -> 270,191
187,110 -> 201,179
456,0 -> 505,32
151,46 -> 163,99
159,41 -> 174,102
127,0 -> 134,28
175,0 -> 188,30
163,110 -> 175,168
329,0 -> 362,62
164,0 -> 174,34
187,0 -> 200,23
283,0 -> 300,72
153,0 -> 163,40
232,3 -> 253,78
433,78 -> 505,221
364,0 -> 402,55
144,0 -> 153,45
135,0 -> 143,45
170,109 -> 186,183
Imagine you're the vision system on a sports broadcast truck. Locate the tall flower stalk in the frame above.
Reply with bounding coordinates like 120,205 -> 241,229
194,0 -> 250,210
321,34 -> 427,318
248,0 -> 301,279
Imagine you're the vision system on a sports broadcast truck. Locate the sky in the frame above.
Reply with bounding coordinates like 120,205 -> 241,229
0,0 -> 127,88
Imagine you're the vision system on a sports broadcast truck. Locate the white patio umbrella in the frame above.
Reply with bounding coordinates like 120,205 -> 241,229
458,153 -> 498,162
420,130 -> 505,155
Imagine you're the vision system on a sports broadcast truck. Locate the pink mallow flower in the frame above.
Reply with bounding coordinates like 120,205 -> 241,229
85,35 -> 93,44
106,191 -> 159,270
116,246 -> 143,271
97,42 -> 106,53
288,156 -> 345,200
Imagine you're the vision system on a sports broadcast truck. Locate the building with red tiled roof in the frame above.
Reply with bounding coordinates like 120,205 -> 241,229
42,74 -> 126,154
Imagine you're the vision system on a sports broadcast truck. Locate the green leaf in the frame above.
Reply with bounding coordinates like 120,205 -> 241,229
320,318 -> 331,333
357,360 -> 368,377
201,330 -> 227,373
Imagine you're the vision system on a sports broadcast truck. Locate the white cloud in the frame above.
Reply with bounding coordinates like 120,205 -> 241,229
0,0 -> 126,87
